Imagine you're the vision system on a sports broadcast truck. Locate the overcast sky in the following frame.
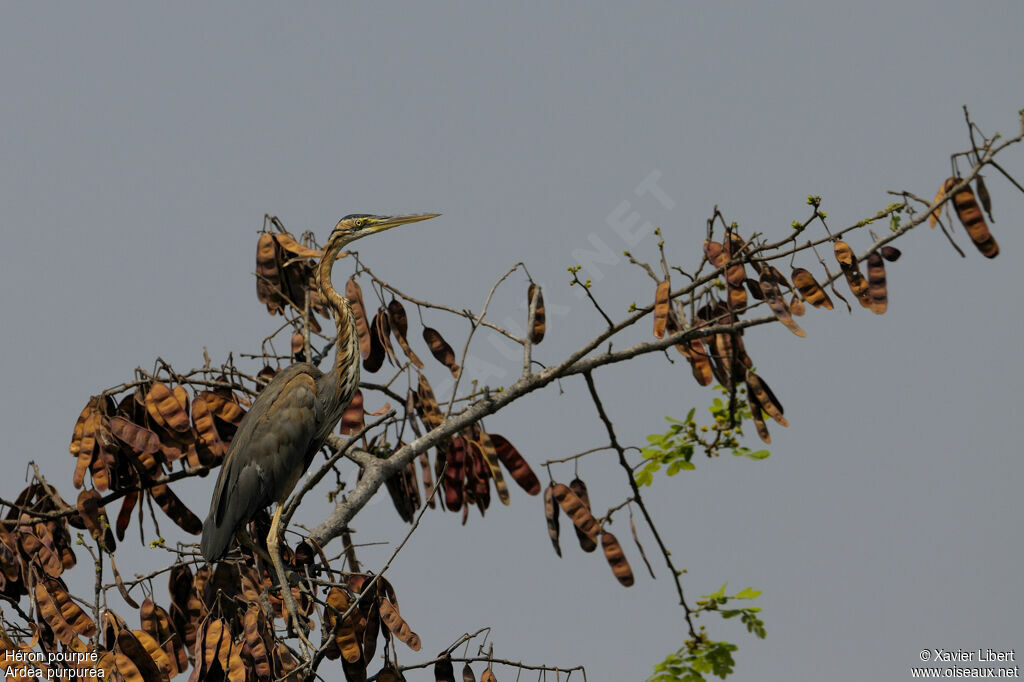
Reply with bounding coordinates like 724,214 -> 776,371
2,4 -> 1022,681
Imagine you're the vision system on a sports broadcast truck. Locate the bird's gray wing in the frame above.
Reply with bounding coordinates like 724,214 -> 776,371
200,363 -> 323,561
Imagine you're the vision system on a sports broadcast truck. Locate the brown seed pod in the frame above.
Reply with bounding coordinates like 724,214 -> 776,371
722,236 -> 748,310
325,586 -> 362,663
364,309 -> 388,372
833,241 -> 856,268
77,489 -> 115,551
945,177 -> 999,258
833,241 -> 872,308
475,430 -> 509,505
442,437 -> 468,512
528,283 -> 546,344
116,490 -> 138,542
141,597 -> 187,677
543,482 -> 562,557
653,279 -> 671,339
601,532 -> 635,587
489,433 -> 541,495
339,389 -> 365,435
347,278 -> 373,361
415,373 -> 444,430
378,597 -> 421,651
388,299 -> 425,368
791,268 -> 833,310
189,399 -> 226,462
569,478 -> 597,553
435,656 -> 457,682
145,382 -> 190,432
419,453 -> 437,508
880,245 -> 901,262
273,232 -> 323,260
865,252 -> 888,315
703,240 -> 727,267
375,306 -> 398,365
255,233 -> 285,315
242,605 -> 273,679
745,371 -> 788,427
665,311 -> 713,387
788,294 -> 806,317
975,174 -> 993,222
423,327 -> 460,377
759,273 -> 805,337
747,387 -> 771,444
744,278 -> 765,300
551,483 -> 600,543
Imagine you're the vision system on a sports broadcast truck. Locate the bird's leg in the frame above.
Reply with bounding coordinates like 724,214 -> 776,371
235,527 -> 273,566
268,504 -> 314,656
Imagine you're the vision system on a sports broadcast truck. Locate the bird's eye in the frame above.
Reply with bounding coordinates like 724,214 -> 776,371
355,218 -> 367,227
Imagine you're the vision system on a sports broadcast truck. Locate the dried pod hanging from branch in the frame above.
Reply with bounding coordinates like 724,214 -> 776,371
945,177 -> 999,258
528,283 -> 546,344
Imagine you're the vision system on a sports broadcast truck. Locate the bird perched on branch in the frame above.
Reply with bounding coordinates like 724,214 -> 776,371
200,213 -> 439,637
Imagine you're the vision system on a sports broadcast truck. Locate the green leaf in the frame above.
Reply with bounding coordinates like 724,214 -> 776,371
733,587 -> 761,600
706,583 -> 728,600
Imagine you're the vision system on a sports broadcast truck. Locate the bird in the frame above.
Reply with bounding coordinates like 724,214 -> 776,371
200,213 -> 440,635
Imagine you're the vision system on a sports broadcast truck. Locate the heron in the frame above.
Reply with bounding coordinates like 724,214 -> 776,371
200,212 -> 440,638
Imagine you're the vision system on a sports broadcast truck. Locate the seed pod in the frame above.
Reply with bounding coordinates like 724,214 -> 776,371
378,598 -> 421,651
346,278 -> 373,360
788,294 -> 806,317
667,311 -> 713,387
415,374 -> 444,430
703,240 -> 727,267
745,371 -> 788,427
339,389 -> 365,435
759,273 -> 805,337
834,241 -> 872,308
527,283 -> 546,344
475,431 -> 509,505
551,483 -> 600,542
722,235 -> 747,309
543,482 -> 562,557
388,299 -> 424,368
423,327 -> 460,377
273,232 -> 323,260
865,252 -> 888,315
255,233 -> 285,314
489,433 -> 541,495
601,532 -> 635,587
975,174 -> 993,222
747,387 -> 771,444
435,656 -> 456,682
145,382 -> 190,432
569,477 -> 598,552
77,489 -> 115,552
790,268 -> 833,310
945,177 -> 999,258
880,245 -> 902,262
363,309 -> 387,372
652,280 -> 670,339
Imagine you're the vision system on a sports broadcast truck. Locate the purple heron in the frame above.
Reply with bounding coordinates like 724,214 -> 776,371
200,213 -> 439,637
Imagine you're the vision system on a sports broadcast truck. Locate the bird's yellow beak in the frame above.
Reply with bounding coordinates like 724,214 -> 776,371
366,213 -> 441,233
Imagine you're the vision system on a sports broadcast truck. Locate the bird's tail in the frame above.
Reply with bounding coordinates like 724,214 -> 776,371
200,514 -> 234,562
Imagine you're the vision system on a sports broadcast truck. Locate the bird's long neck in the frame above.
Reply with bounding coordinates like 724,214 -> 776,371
316,237 -> 361,411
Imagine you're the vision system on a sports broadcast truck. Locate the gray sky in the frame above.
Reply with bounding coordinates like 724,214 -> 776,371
2,4 -> 1022,681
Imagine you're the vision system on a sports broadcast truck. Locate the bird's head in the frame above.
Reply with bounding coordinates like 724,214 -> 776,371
327,213 -> 441,249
